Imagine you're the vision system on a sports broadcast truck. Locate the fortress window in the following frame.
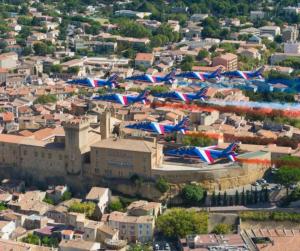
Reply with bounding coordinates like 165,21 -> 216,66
23,150 -> 27,155
34,152 -> 38,157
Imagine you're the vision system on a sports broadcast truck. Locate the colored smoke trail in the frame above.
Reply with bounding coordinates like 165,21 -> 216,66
185,131 -> 222,140
152,101 -> 300,118
236,158 -> 271,166
205,100 -> 300,112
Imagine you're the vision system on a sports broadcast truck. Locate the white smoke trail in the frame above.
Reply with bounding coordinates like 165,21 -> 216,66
205,100 -> 300,111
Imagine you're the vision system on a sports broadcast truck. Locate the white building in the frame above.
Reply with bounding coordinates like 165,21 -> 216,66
283,6 -> 300,15
0,221 -> 15,239
259,26 -> 281,37
284,43 -> 300,54
190,14 -> 209,22
114,10 -> 151,19
85,187 -> 111,214
250,11 -> 265,21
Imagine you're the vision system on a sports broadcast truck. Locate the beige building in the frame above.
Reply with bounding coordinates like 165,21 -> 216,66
59,239 -> 101,251
135,53 -> 154,68
90,138 -> 163,179
0,52 -> 18,69
0,112 -> 163,191
0,111 -> 271,193
107,211 -> 155,243
212,53 -> 238,71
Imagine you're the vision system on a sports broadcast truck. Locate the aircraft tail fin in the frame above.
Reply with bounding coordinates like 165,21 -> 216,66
223,142 -> 239,154
211,67 -> 223,78
174,116 -> 189,132
196,87 -> 208,98
254,66 -> 265,77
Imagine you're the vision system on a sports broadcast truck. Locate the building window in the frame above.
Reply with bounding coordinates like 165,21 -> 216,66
41,152 -> 45,158
48,153 -> 52,159
34,152 -> 38,157
59,154 -> 62,160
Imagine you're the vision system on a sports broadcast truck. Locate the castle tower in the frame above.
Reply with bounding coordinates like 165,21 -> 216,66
100,109 -> 111,140
63,118 -> 90,175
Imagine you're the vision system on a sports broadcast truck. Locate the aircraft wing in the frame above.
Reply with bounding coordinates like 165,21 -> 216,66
166,147 -> 214,163
67,78 -> 96,87
93,94 -> 119,102
126,74 -> 154,83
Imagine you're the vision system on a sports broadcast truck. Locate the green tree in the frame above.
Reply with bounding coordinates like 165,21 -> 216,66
69,201 -> 96,218
22,234 -> 40,245
156,208 -> 208,238
212,223 -> 232,234
241,188 -> 246,205
61,191 -> 72,201
50,64 -> 63,74
223,191 -> 228,206
67,66 -> 80,74
0,41 -> 7,50
23,46 -> 32,56
181,184 -> 204,205
34,94 -> 57,104
41,236 -> 59,247
156,177 -> 170,193
196,50 -> 209,61
276,167 -> 300,196
148,85 -> 169,95
235,190 -> 239,205
118,20 -> 151,38
183,135 -> 214,147
43,195 -> 55,205
108,198 -> 124,212
33,42 -> 54,56
180,55 -> 195,71
128,243 -> 152,251
254,187 -> 258,204
0,203 -> 7,211
211,191 -> 216,206
217,192 -> 222,206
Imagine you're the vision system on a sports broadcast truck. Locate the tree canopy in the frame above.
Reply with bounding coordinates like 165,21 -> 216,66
181,184 -> 205,205
276,167 -> 300,195
156,208 -> 208,238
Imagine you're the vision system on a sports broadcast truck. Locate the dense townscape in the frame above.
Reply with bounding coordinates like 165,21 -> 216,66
0,0 -> 300,250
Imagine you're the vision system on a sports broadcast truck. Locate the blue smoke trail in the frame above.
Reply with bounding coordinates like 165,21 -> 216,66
205,100 -> 300,111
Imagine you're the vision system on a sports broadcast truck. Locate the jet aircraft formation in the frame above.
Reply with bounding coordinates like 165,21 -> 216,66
66,66 -> 264,89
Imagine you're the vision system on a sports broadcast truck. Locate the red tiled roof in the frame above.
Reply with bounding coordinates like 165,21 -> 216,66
135,53 -> 154,62
3,112 -> 13,122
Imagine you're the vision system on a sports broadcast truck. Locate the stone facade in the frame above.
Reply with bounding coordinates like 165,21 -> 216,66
0,115 -> 271,195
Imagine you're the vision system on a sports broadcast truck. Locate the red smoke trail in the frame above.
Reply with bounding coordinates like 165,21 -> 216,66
152,102 -> 300,119
185,131 -> 223,140
236,158 -> 271,166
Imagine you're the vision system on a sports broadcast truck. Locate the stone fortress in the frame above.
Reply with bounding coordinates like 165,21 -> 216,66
0,110 -> 270,194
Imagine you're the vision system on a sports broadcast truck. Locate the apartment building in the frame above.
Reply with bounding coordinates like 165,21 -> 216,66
107,211 -> 155,243
282,26 -> 299,42
135,53 -> 154,68
284,42 -> 300,54
259,26 -> 281,37
212,53 -> 238,71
